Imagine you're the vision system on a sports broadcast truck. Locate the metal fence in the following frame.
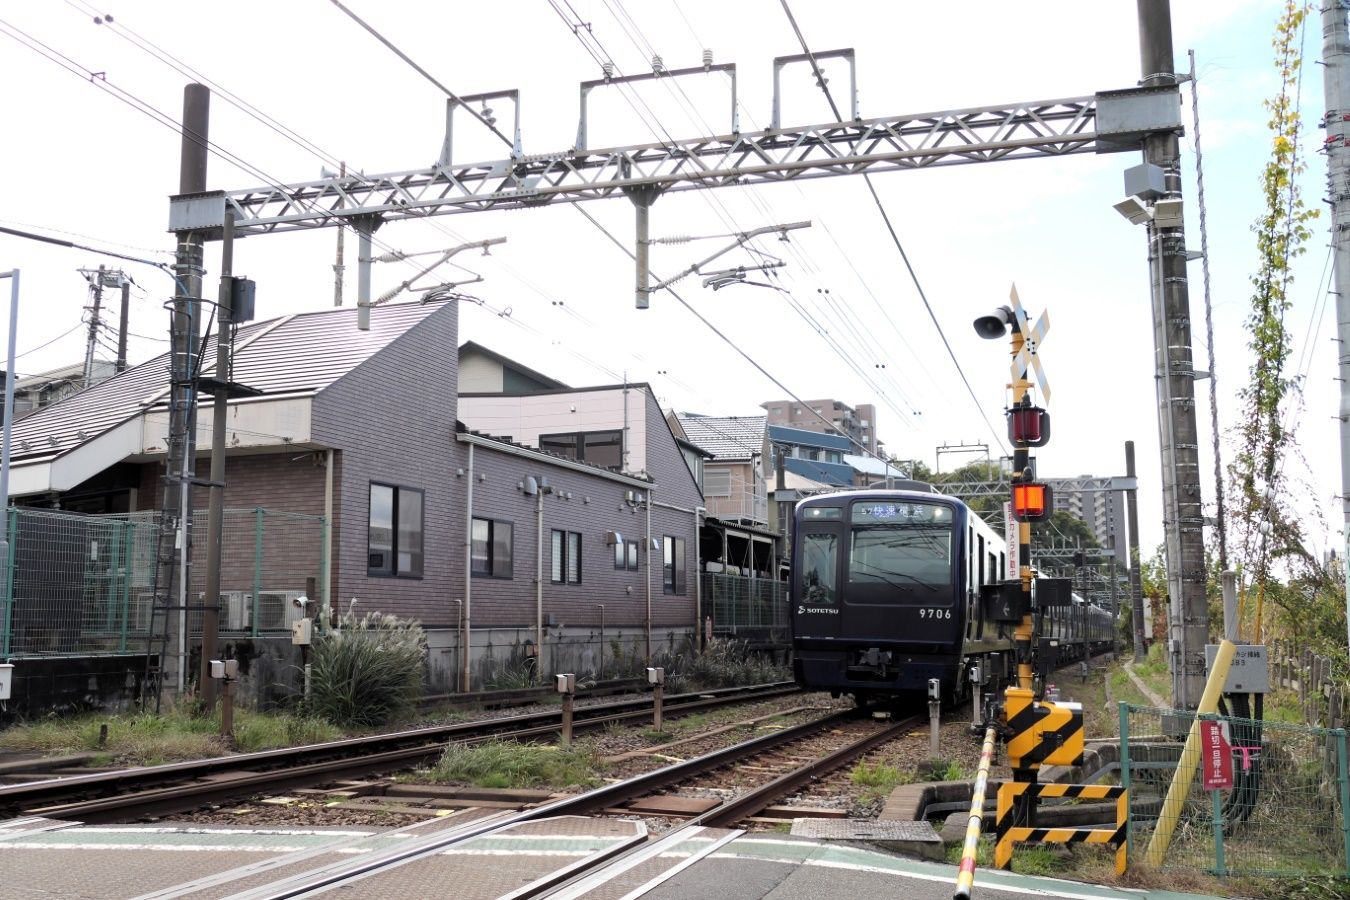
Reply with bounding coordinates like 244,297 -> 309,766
704,573 -> 788,649
1120,702 -> 1350,879
0,506 -> 326,657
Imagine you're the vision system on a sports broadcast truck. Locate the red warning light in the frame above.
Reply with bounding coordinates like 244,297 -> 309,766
1008,406 -> 1050,447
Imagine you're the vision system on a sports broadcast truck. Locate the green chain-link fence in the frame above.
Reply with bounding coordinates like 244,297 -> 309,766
1120,702 -> 1350,879
0,506 -> 326,657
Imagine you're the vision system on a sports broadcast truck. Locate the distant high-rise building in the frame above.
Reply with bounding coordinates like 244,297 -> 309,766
760,398 -> 876,454
1045,476 -> 1129,558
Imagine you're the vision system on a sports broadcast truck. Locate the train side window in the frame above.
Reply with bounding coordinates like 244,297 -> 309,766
800,533 -> 839,606
977,536 -> 985,585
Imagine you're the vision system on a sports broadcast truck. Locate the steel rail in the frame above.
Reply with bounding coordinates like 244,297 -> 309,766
224,708 -> 862,900
0,682 -> 799,817
694,711 -> 924,827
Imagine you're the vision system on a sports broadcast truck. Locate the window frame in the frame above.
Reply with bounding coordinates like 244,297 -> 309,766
552,529 -> 582,585
662,535 -> 686,595
471,516 -> 514,580
367,482 -> 424,579
539,429 -> 625,470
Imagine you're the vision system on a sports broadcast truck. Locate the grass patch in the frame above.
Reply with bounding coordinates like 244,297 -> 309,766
0,706 -> 342,766
308,612 -> 426,727
430,739 -> 602,790
944,836 -> 1071,877
850,760 -> 908,800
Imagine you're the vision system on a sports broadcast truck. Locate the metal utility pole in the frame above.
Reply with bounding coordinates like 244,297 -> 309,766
1137,0 -> 1208,709
198,211 -> 234,710
334,161 -> 346,307
1126,441 -> 1148,661
1322,0 -> 1350,660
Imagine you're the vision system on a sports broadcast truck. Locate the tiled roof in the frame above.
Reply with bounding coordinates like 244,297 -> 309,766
784,457 -> 855,486
8,301 -> 446,466
767,424 -> 853,452
677,414 -> 765,460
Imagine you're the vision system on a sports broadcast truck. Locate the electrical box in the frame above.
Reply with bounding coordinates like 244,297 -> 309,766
291,618 -> 312,646
230,276 -> 256,323
209,659 -> 239,680
1204,644 -> 1269,694
0,663 -> 13,700
646,666 -> 665,685
1004,687 -> 1084,769
927,678 -> 941,700
555,673 -> 575,694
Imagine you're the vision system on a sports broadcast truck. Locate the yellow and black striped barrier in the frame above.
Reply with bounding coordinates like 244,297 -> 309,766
1003,687 -> 1084,769
994,781 -> 1127,875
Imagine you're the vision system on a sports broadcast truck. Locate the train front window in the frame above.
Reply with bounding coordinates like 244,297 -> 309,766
847,501 -> 953,597
799,533 -> 838,606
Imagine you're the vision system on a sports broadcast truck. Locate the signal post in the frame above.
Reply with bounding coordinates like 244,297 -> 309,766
956,288 -> 1115,898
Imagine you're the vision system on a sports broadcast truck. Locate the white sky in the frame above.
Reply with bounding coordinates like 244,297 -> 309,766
0,0 -> 1335,560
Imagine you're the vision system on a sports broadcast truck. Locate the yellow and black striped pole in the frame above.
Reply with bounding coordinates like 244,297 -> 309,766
953,724 -> 999,899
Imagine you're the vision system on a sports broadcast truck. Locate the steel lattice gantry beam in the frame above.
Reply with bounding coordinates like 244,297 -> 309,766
168,86 -> 1178,236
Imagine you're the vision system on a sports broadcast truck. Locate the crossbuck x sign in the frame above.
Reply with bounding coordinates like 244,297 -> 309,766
1008,284 -> 1050,404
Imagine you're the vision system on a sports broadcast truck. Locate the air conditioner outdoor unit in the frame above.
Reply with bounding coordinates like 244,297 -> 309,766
256,590 -> 307,631
194,591 -> 250,632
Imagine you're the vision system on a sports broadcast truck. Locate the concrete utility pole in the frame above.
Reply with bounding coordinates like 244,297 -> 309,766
116,278 -> 130,373
1137,0 -> 1208,709
83,265 -> 104,389
1126,441 -> 1148,662
1322,0 -> 1350,661
164,83 -> 209,696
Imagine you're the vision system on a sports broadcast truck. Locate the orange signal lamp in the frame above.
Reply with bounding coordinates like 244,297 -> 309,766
1012,482 -> 1052,520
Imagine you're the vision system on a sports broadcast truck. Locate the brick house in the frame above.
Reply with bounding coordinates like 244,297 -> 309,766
3,299 -> 701,702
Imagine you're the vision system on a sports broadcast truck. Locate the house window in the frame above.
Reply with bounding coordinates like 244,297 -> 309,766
704,469 -> 732,497
368,483 -> 424,577
663,535 -> 686,595
539,430 -> 623,470
471,517 -> 513,578
614,538 -> 639,571
552,529 -> 582,584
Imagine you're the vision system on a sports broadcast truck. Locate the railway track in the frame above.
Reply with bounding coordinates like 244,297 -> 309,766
181,706 -> 925,899
0,681 -> 799,823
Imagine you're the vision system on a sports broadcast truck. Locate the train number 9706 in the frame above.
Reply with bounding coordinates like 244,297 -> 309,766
916,608 -> 951,619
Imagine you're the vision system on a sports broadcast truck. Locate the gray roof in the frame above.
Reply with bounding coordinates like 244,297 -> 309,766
677,414 -> 766,460
8,301 -> 446,466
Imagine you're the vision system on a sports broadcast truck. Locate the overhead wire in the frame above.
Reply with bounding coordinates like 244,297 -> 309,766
548,2 -> 915,456
776,0 -> 1009,457
602,0 -> 936,424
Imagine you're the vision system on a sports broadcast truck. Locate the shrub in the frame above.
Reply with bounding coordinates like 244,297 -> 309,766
308,612 -> 426,727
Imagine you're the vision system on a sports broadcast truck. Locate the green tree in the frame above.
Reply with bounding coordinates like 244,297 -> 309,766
1227,0 -> 1319,638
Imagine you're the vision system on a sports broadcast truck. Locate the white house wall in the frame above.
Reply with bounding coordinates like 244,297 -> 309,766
459,390 -> 650,476
139,397 -> 315,454
458,354 -> 505,393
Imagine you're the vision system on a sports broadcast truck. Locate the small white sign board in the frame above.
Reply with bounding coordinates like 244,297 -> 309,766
1204,644 -> 1269,694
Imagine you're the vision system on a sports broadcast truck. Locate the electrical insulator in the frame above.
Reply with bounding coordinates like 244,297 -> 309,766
702,48 -> 713,68
481,105 -> 496,128
652,54 -> 665,74
602,61 -> 615,79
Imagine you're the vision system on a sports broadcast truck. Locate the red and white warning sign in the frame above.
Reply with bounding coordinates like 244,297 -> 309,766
1201,720 -> 1233,790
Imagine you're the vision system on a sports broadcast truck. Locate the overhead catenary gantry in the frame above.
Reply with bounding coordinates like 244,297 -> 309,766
169,7 -> 1211,709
